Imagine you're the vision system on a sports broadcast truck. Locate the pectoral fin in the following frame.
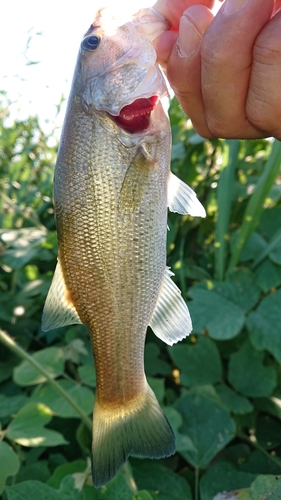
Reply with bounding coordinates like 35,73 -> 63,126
41,259 -> 82,331
149,268 -> 192,345
168,172 -> 206,217
119,146 -> 156,214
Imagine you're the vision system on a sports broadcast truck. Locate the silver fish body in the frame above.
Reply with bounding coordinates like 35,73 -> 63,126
42,8 -> 205,487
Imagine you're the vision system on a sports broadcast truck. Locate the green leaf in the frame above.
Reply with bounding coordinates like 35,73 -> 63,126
6,402 -> 68,447
13,347 -> 64,386
217,268 -> 260,312
133,492 -> 155,500
215,140 -> 239,281
228,340 -> 277,397
259,206 -> 281,240
269,242 -> 281,265
92,463 -> 137,500
0,393 -> 28,418
250,475 -> 281,500
188,288 -> 244,340
147,377 -> 165,404
168,336 -> 222,386
47,460 -> 88,488
132,460 -> 192,500
229,140 -> 281,268
144,343 -> 170,376
30,380 -> 94,418
174,386 -> 235,468
78,365 -> 96,387
216,384 -> 254,415
163,406 -> 196,452
5,476 -> 82,500
254,259 -> 281,292
246,289 -> 281,363
239,232 -> 267,263
0,441 -> 20,494
200,461 -> 256,500
239,450 -> 281,475
256,415 -> 281,449
16,461 -> 50,483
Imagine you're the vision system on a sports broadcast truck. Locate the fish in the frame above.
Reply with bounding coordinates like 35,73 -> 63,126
41,7 -> 206,488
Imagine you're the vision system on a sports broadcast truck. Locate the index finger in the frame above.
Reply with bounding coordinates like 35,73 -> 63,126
153,0 -> 217,29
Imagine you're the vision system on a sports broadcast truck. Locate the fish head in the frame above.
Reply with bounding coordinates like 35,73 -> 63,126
75,8 -> 169,134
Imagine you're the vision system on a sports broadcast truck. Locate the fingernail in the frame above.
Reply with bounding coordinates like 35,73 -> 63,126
177,15 -> 201,58
224,0 -> 249,15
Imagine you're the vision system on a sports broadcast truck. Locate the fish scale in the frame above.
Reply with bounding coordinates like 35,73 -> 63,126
42,7 -> 206,488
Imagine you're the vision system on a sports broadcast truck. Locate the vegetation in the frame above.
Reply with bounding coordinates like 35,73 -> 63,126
1,92 -> 281,500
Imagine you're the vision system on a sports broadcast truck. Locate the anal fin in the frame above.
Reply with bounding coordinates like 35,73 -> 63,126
168,172 -> 206,217
41,259 -> 82,332
149,268 -> 192,345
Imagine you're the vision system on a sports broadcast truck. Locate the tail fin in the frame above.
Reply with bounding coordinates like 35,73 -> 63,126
91,382 -> 175,488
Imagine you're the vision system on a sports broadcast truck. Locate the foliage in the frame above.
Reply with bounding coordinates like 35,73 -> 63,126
1,92 -> 281,500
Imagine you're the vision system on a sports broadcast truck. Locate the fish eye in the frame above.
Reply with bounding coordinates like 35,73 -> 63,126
81,35 -> 101,52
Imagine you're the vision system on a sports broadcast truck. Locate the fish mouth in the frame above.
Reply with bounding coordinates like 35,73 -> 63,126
108,96 -> 158,133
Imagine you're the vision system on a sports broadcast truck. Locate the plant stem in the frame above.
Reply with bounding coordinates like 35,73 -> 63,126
0,329 -> 92,432
195,467 -> 199,500
238,431 -> 281,469
229,139 -> 281,269
215,140 -> 239,281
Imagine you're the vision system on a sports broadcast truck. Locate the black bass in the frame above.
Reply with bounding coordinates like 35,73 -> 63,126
42,7 -> 205,488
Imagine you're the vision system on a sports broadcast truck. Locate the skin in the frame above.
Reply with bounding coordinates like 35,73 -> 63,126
154,0 -> 281,140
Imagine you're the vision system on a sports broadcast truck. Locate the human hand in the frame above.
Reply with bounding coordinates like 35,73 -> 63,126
154,0 -> 281,140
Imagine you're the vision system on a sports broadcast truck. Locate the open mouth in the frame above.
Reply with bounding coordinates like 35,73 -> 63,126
109,96 -> 158,133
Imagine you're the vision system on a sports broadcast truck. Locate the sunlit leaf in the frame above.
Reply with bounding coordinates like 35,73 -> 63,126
7,402 -> 68,447
30,380 -> 94,418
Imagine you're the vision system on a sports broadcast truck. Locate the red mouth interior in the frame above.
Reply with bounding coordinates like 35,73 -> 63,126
109,96 -> 158,133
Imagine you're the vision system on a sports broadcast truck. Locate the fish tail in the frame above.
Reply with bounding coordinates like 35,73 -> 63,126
91,382 -> 175,488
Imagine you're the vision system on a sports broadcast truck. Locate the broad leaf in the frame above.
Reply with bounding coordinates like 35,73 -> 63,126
168,335 -> 222,387
78,365 -> 96,387
228,340 -> 277,397
13,347 -> 64,386
215,385 -> 253,415
164,407 -> 196,452
250,475 -> 281,500
132,460 -> 192,500
174,386 -> 235,468
0,393 -> 28,418
0,441 -> 20,494
5,476 -> 82,500
144,343 -> 170,376
7,402 -> 68,447
188,288 -> 244,340
200,461 -> 256,500
30,380 -> 94,418
246,289 -> 281,363
254,259 -> 281,292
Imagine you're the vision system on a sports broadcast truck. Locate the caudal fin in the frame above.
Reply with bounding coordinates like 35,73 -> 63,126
91,382 -> 175,488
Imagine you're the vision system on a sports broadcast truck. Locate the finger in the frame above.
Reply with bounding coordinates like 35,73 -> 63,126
200,0 -> 274,138
153,0 -> 216,29
164,6 -> 214,136
247,9 -> 281,139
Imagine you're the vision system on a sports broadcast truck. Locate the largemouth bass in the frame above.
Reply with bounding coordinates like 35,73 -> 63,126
42,7 -> 205,488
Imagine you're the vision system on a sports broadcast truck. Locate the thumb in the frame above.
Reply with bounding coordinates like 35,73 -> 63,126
166,5 -> 214,137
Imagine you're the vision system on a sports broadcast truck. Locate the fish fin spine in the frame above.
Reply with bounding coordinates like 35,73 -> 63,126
41,259 -> 82,331
168,172 -> 206,217
149,267 -> 192,345
91,382 -> 175,488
